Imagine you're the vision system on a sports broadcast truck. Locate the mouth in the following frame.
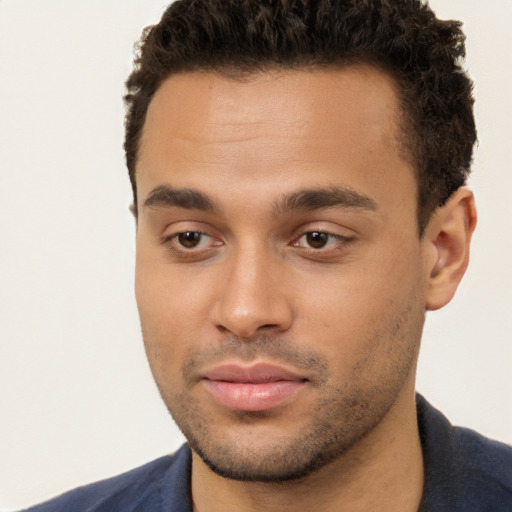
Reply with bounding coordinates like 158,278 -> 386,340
200,363 -> 308,412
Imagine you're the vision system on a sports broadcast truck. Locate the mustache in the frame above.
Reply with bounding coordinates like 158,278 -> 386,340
182,334 -> 330,385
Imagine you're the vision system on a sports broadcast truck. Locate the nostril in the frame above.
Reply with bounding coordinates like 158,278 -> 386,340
259,324 -> 278,330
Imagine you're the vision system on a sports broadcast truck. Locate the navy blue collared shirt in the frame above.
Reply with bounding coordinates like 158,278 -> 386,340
23,395 -> 512,511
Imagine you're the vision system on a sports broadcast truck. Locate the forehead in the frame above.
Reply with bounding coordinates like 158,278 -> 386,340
136,66 -> 414,213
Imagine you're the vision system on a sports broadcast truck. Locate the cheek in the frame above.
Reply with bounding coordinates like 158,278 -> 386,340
298,244 -> 426,365
135,255 -> 209,327
135,253 -> 223,382
135,262 -> 189,372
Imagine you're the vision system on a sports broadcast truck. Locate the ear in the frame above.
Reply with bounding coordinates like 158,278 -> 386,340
129,202 -> 139,229
424,187 -> 477,311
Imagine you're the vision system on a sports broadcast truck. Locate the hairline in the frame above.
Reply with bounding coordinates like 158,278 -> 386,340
132,60 -> 424,235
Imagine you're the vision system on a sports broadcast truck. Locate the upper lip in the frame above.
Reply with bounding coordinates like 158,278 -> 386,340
201,363 -> 307,384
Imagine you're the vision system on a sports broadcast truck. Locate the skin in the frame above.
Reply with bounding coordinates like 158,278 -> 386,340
134,66 -> 476,511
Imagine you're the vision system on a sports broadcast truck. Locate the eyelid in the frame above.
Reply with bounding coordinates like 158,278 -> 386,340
159,232 -> 223,265
288,222 -> 357,259
291,221 -> 355,240
161,230 -> 221,246
158,220 -> 225,259
161,230 -> 210,245
159,219 -> 219,241
293,231 -> 353,248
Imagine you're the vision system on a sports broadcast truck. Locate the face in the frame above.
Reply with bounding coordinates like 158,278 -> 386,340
135,66 -> 430,481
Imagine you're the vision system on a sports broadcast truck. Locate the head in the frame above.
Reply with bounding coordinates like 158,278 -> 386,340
126,0 -> 477,483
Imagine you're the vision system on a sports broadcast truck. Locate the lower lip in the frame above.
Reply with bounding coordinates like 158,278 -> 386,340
202,379 -> 306,411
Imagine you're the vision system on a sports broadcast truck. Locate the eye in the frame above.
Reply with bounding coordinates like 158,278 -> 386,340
302,232 -> 329,249
161,230 -> 223,258
293,231 -> 351,250
177,231 -> 204,248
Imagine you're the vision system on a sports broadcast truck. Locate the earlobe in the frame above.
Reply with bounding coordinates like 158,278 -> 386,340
424,187 -> 477,311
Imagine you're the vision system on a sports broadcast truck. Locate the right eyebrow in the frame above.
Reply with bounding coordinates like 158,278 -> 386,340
143,185 -> 216,211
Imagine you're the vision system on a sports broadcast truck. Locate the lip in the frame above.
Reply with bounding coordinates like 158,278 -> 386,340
200,363 -> 308,412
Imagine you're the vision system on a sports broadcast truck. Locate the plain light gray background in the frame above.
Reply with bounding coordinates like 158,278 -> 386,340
1,1 -> 511,509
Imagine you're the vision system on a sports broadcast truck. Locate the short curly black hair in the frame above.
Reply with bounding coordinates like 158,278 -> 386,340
124,0 -> 476,234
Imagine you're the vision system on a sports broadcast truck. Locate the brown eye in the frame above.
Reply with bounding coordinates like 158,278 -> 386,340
305,232 -> 328,249
177,232 -> 202,248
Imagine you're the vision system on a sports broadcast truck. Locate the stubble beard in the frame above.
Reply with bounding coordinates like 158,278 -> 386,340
151,327 -> 420,483
175,385 -> 402,482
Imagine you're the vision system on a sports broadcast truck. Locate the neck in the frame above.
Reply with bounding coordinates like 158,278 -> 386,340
191,387 -> 423,512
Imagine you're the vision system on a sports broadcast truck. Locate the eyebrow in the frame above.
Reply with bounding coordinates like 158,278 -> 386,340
274,186 -> 378,214
144,185 -> 216,211
143,184 -> 377,216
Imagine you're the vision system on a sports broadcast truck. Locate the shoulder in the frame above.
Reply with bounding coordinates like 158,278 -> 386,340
449,425 -> 512,510
417,395 -> 512,512
22,444 -> 192,512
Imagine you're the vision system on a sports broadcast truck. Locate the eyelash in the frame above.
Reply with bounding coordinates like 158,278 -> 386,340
161,229 -> 354,260
292,231 -> 353,251
161,231 -> 221,255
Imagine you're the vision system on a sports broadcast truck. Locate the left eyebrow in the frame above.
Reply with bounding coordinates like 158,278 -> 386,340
274,187 -> 378,214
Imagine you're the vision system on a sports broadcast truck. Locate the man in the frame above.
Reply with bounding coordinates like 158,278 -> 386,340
24,0 -> 512,511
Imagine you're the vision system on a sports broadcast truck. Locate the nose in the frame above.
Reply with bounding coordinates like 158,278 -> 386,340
210,246 -> 294,338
